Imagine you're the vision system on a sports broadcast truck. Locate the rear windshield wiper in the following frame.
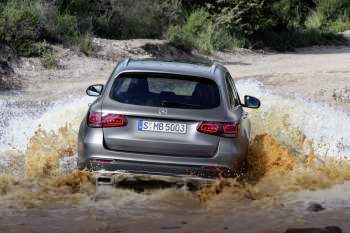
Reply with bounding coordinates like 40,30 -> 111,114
161,100 -> 201,108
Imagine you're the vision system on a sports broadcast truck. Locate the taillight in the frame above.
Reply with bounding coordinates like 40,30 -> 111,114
197,121 -> 239,137
223,123 -> 239,135
102,114 -> 128,127
87,112 -> 127,128
197,122 -> 221,136
87,112 -> 102,128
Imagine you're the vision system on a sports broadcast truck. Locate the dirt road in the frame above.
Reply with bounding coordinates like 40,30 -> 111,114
225,45 -> 350,111
6,37 -> 349,111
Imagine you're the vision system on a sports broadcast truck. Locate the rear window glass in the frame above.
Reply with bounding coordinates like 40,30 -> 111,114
110,73 -> 220,109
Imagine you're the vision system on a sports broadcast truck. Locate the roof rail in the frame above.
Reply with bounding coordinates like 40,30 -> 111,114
124,58 -> 131,67
210,62 -> 220,74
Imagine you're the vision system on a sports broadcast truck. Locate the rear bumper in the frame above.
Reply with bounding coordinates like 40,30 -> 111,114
93,170 -> 215,186
78,125 -> 248,181
84,158 -> 235,179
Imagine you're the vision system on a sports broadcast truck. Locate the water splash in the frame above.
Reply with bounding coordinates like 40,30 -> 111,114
0,96 -> 93,151
25,125 -> 77,178
194,80 -> 350,211
198,134 -> 350,205
0,79 -> 349,224
236,79 -> 350,160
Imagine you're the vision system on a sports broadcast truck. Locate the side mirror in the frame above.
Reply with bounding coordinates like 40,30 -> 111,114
243,95 -> 260,108
86,84 -> 103,96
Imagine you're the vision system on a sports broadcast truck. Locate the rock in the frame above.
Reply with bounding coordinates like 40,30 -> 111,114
91,37 -> 211,64
332,87 -> 350,104
0,43 -> 18,64
342,30 -> 350,45
307,203 -> 325,212
159,226 -> 181,230
0,68 -> 21,90
0,43 -> 21,90
324,226 -> 342,233
285,226 -> 342,233
285,229 -> 322,233
141,42 -> 210,63
0,61 -> 21,90
259,230 -> 280,233
0,60 -> 14,76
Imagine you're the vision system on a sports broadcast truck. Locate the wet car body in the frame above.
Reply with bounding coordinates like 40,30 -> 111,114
78,59 -> 260,185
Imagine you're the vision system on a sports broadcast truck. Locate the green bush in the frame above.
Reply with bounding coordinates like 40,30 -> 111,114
305,0 -> 350,32
166,25 -> 187,49
305,10 -> 325,29
56,14 -> 79,44
32,41 -> 52,56
329,13 -> 350,32
1,0 -> 349,56
255,28 -> 347,51
79,33 -> 94,56
37,1 -> 59,41
102,0 -> 180,39
271,0 -> 316,27
167,9 -> 211,52
40,50 -> 58,69
167,9 -> 242,53
315,0 -> 349,21
57,0 -> 95,18
212,0 -> 267,35
53,0 -> 181,40
56,0 -> 95,34
212,27 -> 246,50
0,0 -> 41,56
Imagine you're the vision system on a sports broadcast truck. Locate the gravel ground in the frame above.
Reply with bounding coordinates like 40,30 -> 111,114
2,35 -> 349,112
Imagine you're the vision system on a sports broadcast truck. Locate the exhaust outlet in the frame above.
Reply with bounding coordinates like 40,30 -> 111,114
96,176 -> 114,185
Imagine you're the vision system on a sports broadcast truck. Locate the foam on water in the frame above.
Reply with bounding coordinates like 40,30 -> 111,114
0,96 -> 94,151
236,79 -> 350,160
1,80 -> 349,160
0,81 -> 349,192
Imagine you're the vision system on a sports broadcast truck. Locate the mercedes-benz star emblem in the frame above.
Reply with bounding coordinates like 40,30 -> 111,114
158,107 -> 168,115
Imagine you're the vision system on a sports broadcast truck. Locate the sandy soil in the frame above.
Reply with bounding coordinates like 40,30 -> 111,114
225,46 -> 350,111
1,35 -> 349,113
223,31 -> 350,111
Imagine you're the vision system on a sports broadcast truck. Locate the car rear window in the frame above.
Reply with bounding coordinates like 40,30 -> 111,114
110,73 -> 220,109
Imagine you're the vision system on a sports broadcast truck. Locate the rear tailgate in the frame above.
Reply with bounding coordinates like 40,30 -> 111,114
102,72 -> 225,158
103,114 -> 220,157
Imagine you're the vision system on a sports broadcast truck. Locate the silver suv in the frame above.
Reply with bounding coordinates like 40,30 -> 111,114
78,59 -> 260,185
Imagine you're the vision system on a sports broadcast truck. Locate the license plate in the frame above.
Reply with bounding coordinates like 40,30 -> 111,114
138,120 -> 187,134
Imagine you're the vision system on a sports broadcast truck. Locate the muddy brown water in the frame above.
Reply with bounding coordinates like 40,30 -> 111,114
0,80 -> 350,233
